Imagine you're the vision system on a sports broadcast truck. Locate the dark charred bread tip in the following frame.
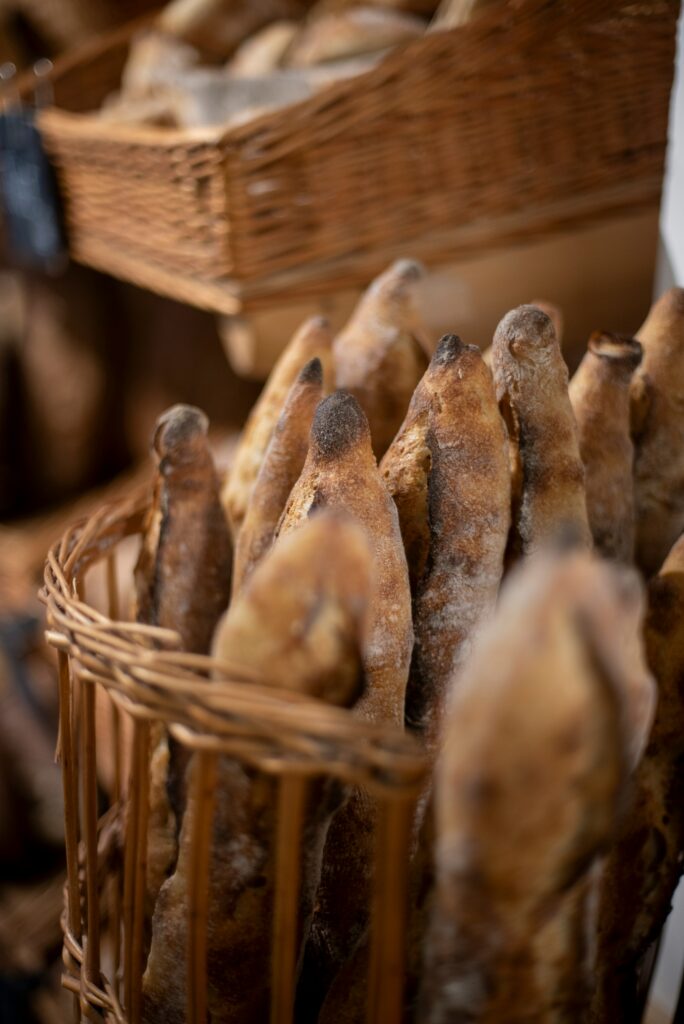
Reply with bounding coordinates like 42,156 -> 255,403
495,304 -> 556,355
311,391 -> 370,459
152,404 -> 209,459
392,258 -> 424,282
432,333 -> 480,365
588,331 -> 642,369
299,356 -> 324,386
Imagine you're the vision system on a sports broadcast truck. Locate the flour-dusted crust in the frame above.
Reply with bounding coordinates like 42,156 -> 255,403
492,305 -> 591,558
279,390 -> 413,1007
134,404 -> 233,931
592,531 -> 684,1021
419,549 -> 654,1023
631,287 -> 684,575
333,260 -> 430,458
381,334 -> 511,749
142,513 -> 371,1023
222,316 -> 333,537
569,332 -> 642,562
232,357 -> 323,595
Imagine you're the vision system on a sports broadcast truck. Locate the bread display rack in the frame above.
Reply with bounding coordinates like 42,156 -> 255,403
41,494 -> 427,1023
31,0 -> 679,316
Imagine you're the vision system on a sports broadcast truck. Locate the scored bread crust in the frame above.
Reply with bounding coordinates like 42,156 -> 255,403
569,332 -> 642,562
133,404 -> 233,934
278,390 -> 413,1009
142,513 -> 371,1024
232,356 -> 323,596
333,259 -> 430,459
591,530 -> 684,1022
419,550 -> 654,1024
381,334 -> 511,749
492,305 -> 591,558
222,316 -> 333,538
631,286 -> 684,575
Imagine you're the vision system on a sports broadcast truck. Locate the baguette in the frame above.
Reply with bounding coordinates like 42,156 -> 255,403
631,286 -> 684,575
232,356 -> 323,595
492,305 -> 591,558
592,531 -> 684,1021
279,391 -> 413,1013
285,7 -> 425,67
381,333 -> 510,748
569,332 -> 642,562
134,405 -> 232,921
222,315 -> 333,537
333,259 -> 430,458
228,21 -> 299,76
142,512 -> 371,1024
420,549 -> 654,1023
482,299 -> 563,369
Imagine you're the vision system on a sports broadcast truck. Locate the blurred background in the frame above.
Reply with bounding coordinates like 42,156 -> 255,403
0,0 -> 682,1021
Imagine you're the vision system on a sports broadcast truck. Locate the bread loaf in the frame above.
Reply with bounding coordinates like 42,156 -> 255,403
492,305 -> 591,558
381,333 -> 510,749
232,357 -> 323,595
285,7 -> 425,67
333,260 -> 430,458
222,316 -> 333,537
631,287 -> 684,575
482,299 -> 563,369
142,512 -> 371,1023
569,332 -> 642,562
419,549 -> 654,1023
591,530 -> 684,1021
279,391 -> 413,1013
228,20 -> 299,75
134,404 -> 232,922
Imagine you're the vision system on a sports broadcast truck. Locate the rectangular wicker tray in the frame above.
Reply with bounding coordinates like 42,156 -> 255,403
34,0 -> 680,314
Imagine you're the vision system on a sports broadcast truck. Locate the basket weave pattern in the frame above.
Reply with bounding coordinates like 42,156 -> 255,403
42,496 -> 427,1024
35,0 -> 679,310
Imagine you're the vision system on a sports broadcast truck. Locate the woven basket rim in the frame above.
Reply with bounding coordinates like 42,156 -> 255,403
42,494 -> 428,793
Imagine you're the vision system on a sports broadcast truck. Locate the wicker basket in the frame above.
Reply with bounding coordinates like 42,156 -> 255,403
31,0 -> 679,315
42,495 -> 428,1023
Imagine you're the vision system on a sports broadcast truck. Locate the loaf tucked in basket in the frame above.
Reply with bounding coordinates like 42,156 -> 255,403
30,0 -> 680,313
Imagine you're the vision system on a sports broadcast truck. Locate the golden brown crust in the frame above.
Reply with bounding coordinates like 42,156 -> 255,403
482,299 -> 563,369
284,7 -> 425,67
381,333 -> 511,749
631,286 -> 684,575
591,531 -> 684,1022
279,391 -> 413,1004
222,316 -> 333,537
134,405 -> 233,930
569,332 -> 642,562
142,514 -> 370,1024
419,550 -> 654,1024
232,357 -> 323,596
492,305 -> 591,558
333,259 -> 430,458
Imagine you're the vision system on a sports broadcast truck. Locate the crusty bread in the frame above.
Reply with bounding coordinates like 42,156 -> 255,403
482,299 -> 563,369
279,391 -> 413,1012
431,0 -> 503,30
592,531 -> 684,1021
284,6 -> 425,67
492,305 -> 591,558
419,549 -> 654,1023
381,334 -> 510,749
157,0 -> 310,60
569,332 -> 642,562
134,404 -> 233,926
142,513 -> 371,1024
333,260 -> 430,458
631,287 -> 684,575
228,20 -> 299,75
222,316 -> 333,538
232,357 -> 323,595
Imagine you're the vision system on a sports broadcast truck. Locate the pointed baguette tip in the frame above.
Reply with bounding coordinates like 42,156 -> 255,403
298,356 -> 324,385
311,391 -> 369,459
